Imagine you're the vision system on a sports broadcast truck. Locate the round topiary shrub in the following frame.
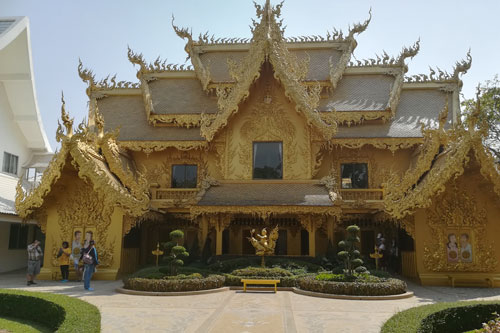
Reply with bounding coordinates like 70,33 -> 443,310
382,301 -> 500,333
0,289 -> 100,332
419,303 -> 500,333
297,275 -> 407,296
123,274 -> 225,292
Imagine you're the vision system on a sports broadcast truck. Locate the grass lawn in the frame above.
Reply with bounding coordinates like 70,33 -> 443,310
0,316 -> 51,333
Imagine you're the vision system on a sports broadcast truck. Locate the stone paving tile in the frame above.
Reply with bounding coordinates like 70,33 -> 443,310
1,272 -> 500,333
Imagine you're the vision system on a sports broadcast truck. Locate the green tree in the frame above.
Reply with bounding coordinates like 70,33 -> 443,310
162,230 -> 189,275
462,75 -> 500,159
337,225 -> 366,277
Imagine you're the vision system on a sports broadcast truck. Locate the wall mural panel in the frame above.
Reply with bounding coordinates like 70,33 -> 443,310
423,183 -> 497,272
55,181 -> 115,268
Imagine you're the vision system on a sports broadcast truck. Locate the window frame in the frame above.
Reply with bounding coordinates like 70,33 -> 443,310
171,164 -> 198,188
2,152 -> 19,175
340,162 -> 369,189
252,141 -> 283,180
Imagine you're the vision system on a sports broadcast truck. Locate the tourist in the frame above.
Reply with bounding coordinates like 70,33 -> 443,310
57,241 -> 71,282
81,240 -> 99,291
27,240 -> 43,286
70,231 -> 83,281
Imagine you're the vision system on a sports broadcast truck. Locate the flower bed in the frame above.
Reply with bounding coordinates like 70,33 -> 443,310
297,274 -> 407,296
0,289 -> 100,332
382,301 -> 500,333
123,274 -> 225,292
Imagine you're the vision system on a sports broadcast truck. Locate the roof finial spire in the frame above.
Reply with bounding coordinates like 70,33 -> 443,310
60,91 -> 73,138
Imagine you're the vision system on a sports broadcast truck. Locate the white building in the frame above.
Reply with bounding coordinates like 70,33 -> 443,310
0,17 -> 52,273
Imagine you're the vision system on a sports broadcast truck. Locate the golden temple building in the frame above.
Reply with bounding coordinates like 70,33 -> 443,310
16,1 -> 500,287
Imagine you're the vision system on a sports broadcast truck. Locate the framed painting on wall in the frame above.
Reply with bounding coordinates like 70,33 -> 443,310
446,230 -> 473,264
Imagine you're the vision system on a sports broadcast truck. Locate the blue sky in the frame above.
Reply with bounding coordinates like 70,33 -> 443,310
2,0 -> 499,150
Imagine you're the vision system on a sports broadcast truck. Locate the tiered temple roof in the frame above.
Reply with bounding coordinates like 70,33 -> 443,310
76,0 -> 471,151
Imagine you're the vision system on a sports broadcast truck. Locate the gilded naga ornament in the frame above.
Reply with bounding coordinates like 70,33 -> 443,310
248,226 -> 279,266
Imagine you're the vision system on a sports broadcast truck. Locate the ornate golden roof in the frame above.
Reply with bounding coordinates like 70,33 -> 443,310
383,98 -> 500,219
15,95 -> 150,219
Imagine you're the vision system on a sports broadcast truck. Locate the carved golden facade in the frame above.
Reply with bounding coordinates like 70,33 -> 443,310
15,1 -> 500,285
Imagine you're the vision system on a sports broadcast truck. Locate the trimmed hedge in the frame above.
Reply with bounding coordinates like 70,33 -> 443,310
382,301 -> 500,333
231,267 -> 294,277
224,274 -> 301,287
0,289 -> 100,332
208,257 -> 322,273
123,275 -> 225,292
297,276 -> 406,296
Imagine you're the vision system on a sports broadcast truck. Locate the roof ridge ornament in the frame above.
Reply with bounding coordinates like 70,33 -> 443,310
56,91 -> 74,142
452,48 -> 472,79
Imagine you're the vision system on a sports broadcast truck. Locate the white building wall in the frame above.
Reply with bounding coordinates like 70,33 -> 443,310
0,223 -> 28,273
0,81 -> 30,178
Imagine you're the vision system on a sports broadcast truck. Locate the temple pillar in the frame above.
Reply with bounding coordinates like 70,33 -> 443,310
216,229 -> 223,255
209,214 -> 231,256
300,215 -> 323,257
198,215 -> 209,250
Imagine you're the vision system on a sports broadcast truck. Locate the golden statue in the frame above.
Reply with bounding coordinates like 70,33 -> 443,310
248,226 -> 279,266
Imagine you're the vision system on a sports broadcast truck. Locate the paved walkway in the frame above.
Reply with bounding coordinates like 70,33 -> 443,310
1,271 -> 500,332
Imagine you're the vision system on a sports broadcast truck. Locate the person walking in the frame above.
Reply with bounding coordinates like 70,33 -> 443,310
57,241 -> 71,282
27,240 -> 43,286
80,240 -> 98,291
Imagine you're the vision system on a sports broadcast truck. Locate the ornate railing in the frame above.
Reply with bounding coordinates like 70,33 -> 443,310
340,189 -> 384,201
150,188 -> 200,206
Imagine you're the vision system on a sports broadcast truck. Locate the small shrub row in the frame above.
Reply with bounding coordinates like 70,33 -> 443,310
231,267 -> 294,277
208,257 -> 322,273
315,273 -> 383,283
381,301 -> 500,333
224,274 -> 302,288
123,275 -> 225,292
0,289 -> 100,332
297,276 -> 406,296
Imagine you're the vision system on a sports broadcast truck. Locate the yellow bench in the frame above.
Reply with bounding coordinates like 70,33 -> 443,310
241,279 -> 280,292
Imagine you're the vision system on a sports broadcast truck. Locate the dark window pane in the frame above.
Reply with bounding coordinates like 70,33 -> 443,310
253,142 -> 283,179
185,165 -> 197,188
341,163 -> 368,189
171,165 -> 197,188
3,152 -> 18,175
8,224 -> 29,249
8,224 -> 19,249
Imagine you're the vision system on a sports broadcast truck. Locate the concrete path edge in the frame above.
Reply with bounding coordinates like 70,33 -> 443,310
115,286 -> 229,296
292,287 -> 415,300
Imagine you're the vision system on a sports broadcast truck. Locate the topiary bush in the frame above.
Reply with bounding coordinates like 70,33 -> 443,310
123,274 -> 225,292
337,225 -> 367,276
298,275 -> 406,296
381,301 -> 500,333
0,289 -> 100,332
162,230 -> 189,275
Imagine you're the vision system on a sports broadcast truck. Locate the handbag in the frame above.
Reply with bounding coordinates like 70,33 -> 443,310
82,249 -> 94,265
